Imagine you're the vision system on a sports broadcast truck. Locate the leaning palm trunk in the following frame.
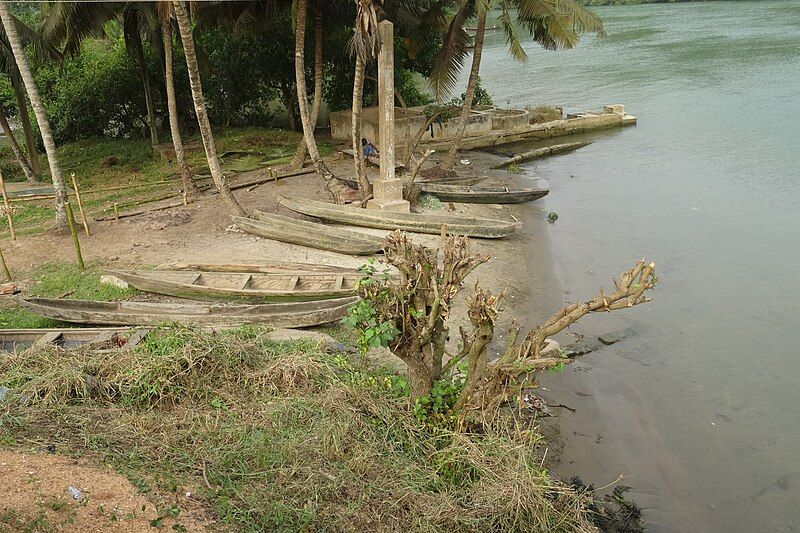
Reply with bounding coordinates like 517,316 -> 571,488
132,33 -> 159,147
290,4 -> 323,170
162,22 -> 198,198
0,0 -> 67,226
14,86 -> 39,176
440,8 -> 487,172
350,56 -> 371,198
0,104 -> 35,182
173,0 -> 245,216
293,0 -> 348,203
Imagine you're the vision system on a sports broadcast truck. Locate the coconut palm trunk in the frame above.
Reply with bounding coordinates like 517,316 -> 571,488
0,0 -> 67,226
289,3 -> 323,170
131,31 -> 159,147
0,103 -> 35,182
293,0 -> 348,203
14,86 -> 39,176
350,55 -> 371,197
162,21 -> 198,198
172,0 -> 245,216
440,7 -> 487,171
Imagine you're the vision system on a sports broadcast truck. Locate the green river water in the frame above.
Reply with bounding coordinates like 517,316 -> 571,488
474,1 -> 800,530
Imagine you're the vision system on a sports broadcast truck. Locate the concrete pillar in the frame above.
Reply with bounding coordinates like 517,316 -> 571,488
367,20 -> 409,213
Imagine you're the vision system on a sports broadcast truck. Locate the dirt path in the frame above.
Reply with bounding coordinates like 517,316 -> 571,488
0,450 -> 210,532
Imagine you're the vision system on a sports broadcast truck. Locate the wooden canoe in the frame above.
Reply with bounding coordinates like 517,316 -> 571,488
338,174 -> 486,189
14,296 -> 359,328
277,195 -> 520,239
161,261 -> 359,275
421,179 -> 550,204
233,212 -> 384,255
0,327 -> 149,352
106,269 -> 361,303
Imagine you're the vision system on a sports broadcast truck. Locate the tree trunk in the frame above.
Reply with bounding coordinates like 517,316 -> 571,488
14,86 -> 39,176
0,104 -> 36,182
407,361 -> 434,402
132,31 -> 159,147
440,9 -> 487,172
290,3 -> 323,170
282,86 -> 297,131
350,56 -> 372,198
293,0 -> 349,202
173,0 -> 245,216
0,1 -> 67,227
163,22 -> 198,198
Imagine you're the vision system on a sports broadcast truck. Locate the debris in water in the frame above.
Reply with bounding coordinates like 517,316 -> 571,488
548,211 -> 558,222
598,326 -> 637,345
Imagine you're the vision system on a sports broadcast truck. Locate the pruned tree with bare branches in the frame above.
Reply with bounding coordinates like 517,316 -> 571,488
348,232 -> 658,423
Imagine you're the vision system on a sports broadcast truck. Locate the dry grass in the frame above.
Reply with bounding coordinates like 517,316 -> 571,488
0,325 -> 597,532
529,105 -> 563,124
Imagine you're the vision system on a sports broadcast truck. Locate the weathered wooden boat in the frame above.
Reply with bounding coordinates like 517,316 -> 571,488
491,141 -> 592,169
277,196 -> 520,239
14,296 -> 359,327
106,269 -> 361,302
0,327 -> 149,352
161,261 -> 359,275
233,212 -> 384,255
421,179 -> 550,204
338,174 -> 485,189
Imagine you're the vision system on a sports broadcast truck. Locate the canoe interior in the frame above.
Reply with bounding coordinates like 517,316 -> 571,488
0,327 -> 148,352
163,261 -> 359,275
121,270 -> 359,293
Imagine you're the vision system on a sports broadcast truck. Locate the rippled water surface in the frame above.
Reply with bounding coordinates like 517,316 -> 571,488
473,1 -> 800,530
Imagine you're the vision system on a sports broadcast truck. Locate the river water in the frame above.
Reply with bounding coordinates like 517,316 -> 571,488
472,1 -> 800,530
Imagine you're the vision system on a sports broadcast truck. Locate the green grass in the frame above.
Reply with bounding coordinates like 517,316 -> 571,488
0,261 -> 137,329
0,326 -> 595,531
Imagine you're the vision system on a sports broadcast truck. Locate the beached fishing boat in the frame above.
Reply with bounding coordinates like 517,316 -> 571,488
106,269 -> 361,302
277,196 -> 520,239
162,261 -> 359,275
0,327 -> 149,352
14,296 -> 359,327
338,174 -> 485,189
421,180 -> 550,204
233,212 -> 384,255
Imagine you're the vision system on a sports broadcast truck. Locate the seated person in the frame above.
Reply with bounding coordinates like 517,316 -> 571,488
362,138 -> 378,158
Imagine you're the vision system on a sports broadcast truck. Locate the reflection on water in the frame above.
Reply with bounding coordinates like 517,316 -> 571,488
472,1 -> 800,530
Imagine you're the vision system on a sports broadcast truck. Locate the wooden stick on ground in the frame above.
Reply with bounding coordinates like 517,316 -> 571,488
113,203 -> 119,221
0,169 -> 16,241
70,173 -> 90,236
65,202 -> 85,271
0,246 -> 10,280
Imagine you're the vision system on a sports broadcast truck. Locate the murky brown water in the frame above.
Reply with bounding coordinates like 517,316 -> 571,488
470,1 -> 800,530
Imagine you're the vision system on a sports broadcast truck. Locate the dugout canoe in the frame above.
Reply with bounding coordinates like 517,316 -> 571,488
233,212 -> 385,255
161,261 -> 359,275
277,196 -> 520,239
0,327 -> 149,352
106,269 -> 361,303
338,174 -> 486,189
421,180 -> 550,204
14,296 -> 359,328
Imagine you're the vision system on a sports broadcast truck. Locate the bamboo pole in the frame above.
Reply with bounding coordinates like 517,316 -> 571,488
65,202 -> 84,271
70,173 -> 90,236
0,247 -> 10,280
0,169 -> 16,241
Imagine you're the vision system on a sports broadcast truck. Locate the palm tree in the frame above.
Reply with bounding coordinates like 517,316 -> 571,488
0,102 -> 35,182
160,11 -> 199,198
435,0 -> 604,171
289,1 -> 323,170
348,0 -> 382,198
0,0 -> 67,226
293,0 -> 349,202
172,0 -> 246,216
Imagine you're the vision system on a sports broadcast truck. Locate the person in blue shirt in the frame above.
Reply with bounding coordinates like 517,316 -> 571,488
362,138 -> 378,158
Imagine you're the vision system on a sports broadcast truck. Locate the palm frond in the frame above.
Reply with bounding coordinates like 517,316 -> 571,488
499,0 -> 526,62
428,1 -> 473,100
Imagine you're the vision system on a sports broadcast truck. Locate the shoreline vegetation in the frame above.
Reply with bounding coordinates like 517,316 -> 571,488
0,0 -> 654,530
